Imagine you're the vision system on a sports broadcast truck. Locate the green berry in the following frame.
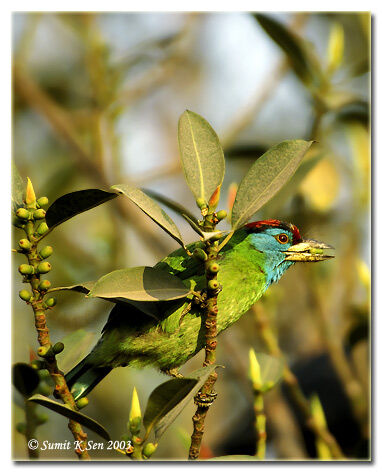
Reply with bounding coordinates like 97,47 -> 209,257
18,264 -> 34,275
36,222 -> 49,236
19,289 -> 32,302
208,280 -> 219,291
129,416 -> 141,435
45,297 -> 56,307
37,369 -> 50,380
37,261 -> 51,274
16,423 -> 27,435
207,261 -> 220,274
142,442 -> 157,459
18,239 -> 31,251
38,280 -> 51,291
76,397 -> 89,409
33,209 -> 46,220
196,198 -> 207,209
31,359 -> 45,370
52,342 -> 64,354
38,382 -> 52,396
193,248 -> 208,261
216,210 -> 227,220
39,246 -> 53,259
37,197 -> 49,208
15,208 -> 29,220
37,345 -> 51,358
36,413 -> 49,425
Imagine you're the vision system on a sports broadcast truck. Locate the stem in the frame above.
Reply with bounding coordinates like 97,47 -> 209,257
188,238 -> 220,460
252,304 -> 345,459
20,224 -> 90,460
253,391 -> 266,459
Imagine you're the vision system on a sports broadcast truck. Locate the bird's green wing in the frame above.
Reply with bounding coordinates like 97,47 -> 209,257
154,241 -> 205,280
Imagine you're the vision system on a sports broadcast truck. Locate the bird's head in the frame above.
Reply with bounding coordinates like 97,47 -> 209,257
243,219 -> 334,285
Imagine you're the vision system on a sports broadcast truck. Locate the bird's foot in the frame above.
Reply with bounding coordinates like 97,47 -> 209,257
194,390 -> 218,408
161,368 -> 184,378
191,290 -> 208,309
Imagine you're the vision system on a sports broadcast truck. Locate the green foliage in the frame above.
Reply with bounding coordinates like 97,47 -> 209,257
58,329 -> 96,373
13,363 -> 40,397
111,183 -> 184,247
178,110 -> 225,203
143,365 -> 217,441
88,266 -> 190,302
231,140 -> 313,230
28,394 -> 111,441
45,189 -> 118,231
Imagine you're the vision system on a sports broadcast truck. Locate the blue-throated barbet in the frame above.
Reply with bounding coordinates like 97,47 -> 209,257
66,219 -> 333,400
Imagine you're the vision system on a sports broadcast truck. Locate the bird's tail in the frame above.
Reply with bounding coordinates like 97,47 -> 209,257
65,355 -> 112,401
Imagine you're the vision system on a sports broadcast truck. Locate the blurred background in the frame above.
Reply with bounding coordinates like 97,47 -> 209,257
12,12 -> 370,460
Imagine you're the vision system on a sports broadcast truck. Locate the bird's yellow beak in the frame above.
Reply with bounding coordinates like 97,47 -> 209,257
283,239 -> 334,262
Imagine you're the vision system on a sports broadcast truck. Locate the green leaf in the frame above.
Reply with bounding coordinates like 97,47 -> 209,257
256,353 -> 284,392
254,14 -> 323,86
45,189 -> 117,230
143,365 -> 217,441
12,161 -> 25,211
261,151 -> 324,214
143,189 -> 199,225
88,266 -> 190,302
12,363 -> 40,397
28,394 -> 111,441
59,330 -> 96,373
178,110 -> 225,202
49,281 -> 96,295
111,184 -> 184,247
231,140 -> 313,230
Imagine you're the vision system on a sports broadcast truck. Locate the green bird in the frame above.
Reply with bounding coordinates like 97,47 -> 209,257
66,219 -> 333,400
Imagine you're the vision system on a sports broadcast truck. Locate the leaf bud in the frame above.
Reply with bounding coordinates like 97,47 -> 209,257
33,209 -> 46,220
196,198 -> 207,209
216,210 -> 227,221
129,387 -> 142,434
76,397 -> 89,410
25,177 -> 36,206
36,222 -> 49,236
129,416 -> 141,435
53,342 -> 64,354
193,248 -> 208,261
248,348 -> 262,390
19,289 -> 32,301
18,239 -> 31,251
18,264 -> 34,275
38,279 -> 51,291
16,423 -> 27,435
37,197 -> 49,208
39,246 -> 53,259
208,185 -> 221,211
37,261 -> 51,274
45,297 -> 56,308
15,208 -> 29,220
206,261 -> 220,274
208,280 -> 219,291
142,442 -> 157,459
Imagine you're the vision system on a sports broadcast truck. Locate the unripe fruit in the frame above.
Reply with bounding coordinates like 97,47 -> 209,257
37,197 -> 49,208
216,210 -> 227,220
36,222 -> 49,236
76,397 -> 89,410
37,345 -> 51,357
129,416 -> 141,435
142,442 -> 157,459
19,289 -> 32,302
15,208 -> 29,220
193,248 -> 208,261
33,209 -> 46,220
45,297 -> 56,307
16,423 -> 27,435
38,382 -> 51,396
18,239 -> 31,251
18,264 -> 34,275
38,280 -> 51,291
208,280 -> 219,291
196,198 -> 207,209
31,359 -> 45,370
36,413 -> 49,425
37,262 -> 51,274
207,261 -> 220,274
39,246 -> 53,259
37,369 -> 50,380
52,342 -> 64,354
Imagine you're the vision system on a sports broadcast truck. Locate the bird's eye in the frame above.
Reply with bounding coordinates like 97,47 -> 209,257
276,233 -> 289,244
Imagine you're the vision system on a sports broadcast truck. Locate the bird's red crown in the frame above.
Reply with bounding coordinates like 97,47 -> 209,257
245,219 -> 302,244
